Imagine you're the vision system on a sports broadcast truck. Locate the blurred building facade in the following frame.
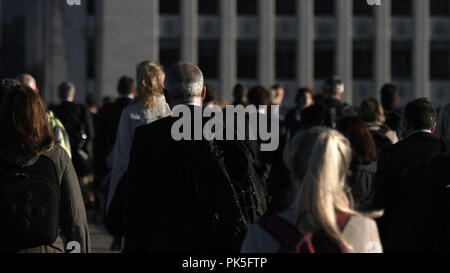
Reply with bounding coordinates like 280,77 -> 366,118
1,0 -> 450,107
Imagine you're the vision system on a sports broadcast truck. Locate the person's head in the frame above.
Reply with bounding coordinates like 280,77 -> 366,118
58,82 -> 76,102
15,73 -> 38,93
299,104 -> 327,129
117,76 -> 136,98
291,128 -> 355,248
0,85 -> 55,154
233,83 -> 248,106
404,98 -> 437,133
295,87 -> 314,109
270,84 -> 285,105
85,94 -> 98,113
435,104 -> 450,139
0,79 -> 21,103
337,116 -> 377,164
360,97 -> 385,124
163,62 -> 205,107
381,83 -> 400,111
322,76 -> 344,100
204,84 -> 218,105
136,61 -> 165,109
247,86 -> 271,107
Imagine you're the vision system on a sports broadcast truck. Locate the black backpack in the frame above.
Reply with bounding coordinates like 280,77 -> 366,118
0,155 -> 60,252
371,126 -> 393,155
206,139 -> 268,251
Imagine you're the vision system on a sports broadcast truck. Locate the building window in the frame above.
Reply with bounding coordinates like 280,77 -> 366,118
199,0 -> 219,15
160,0 -> 180,15
430,0 -> 450,16
315,0 -> 335,16
353,0 -> 374,16
392,41 -> 412,79
198,40 -> 219,79
237,0 -> 258,15
86,38 -> 95,79
159,39 -> 180,71
314,41 -> 335,79
237,41 -> 258,79
353,41 -> 374,80
392,0 -> 412,16
86,0 -> 95,15
276,41 -> 296,79
276,0 -> 296,16
430,42 -> 450,80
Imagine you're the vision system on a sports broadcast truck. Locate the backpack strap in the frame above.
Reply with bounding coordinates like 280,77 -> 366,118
259,216 -> 300,244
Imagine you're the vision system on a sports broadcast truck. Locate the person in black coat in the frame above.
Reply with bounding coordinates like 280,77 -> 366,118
93,77 -> 136,190
374,98 -> 445,252
50,82 -> 95,203
121,63 -> 267,253
320,76 -> 358,128
337,116 -> 378,213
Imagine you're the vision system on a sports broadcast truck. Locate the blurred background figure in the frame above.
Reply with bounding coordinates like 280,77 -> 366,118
50,82 -> 95,206
320,76 -> 357,129
360,97 -> 398,155
203,84 -> 218,111
435,104 -> 450,140
86,94 -> 99,117
232,83 -> 248,106
284,87 -> 315,138
381,84 -> 405,140
270,84 -> 286,121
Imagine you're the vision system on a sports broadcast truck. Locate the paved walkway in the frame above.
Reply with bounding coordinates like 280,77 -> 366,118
87,210 -> 119,253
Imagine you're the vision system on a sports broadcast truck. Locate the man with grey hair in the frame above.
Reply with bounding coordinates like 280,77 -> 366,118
320,76 -> 357,128
119,62 -> 267,253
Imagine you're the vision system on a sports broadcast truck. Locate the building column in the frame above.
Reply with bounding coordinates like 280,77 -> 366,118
149,0 -> 159,62
220,0 -> 237,102
297,0 -> 314,89
258,0 -> 275,88
336,0 -> 353,105
375,0 -> 391,99
181,0 -> 198,64
413,0 -> 430,99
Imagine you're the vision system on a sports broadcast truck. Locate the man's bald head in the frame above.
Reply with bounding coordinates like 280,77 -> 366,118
164,62 -> 205,104
16,74 -> 38,92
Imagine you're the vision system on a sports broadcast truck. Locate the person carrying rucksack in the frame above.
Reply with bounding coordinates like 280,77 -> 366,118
0,85 -> 90,253
360,98 -> 398,155
241,128 -> 382,253
320,77 -> 358,129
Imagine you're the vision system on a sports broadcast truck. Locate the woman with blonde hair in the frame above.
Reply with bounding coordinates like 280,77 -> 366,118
107,61 -> 171,210
241,127 -> 382,253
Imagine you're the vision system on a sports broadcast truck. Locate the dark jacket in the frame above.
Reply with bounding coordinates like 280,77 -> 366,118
93,97 -> 134,179
51,101 -> 94,176
347,161 -> 377,212
374,132 -> 446,252
123,105 -> 267,253
0,143 -> 90,253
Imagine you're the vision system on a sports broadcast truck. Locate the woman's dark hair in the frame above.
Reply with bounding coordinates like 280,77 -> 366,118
337,116 -> 377,164
295,87 -> 314,106
0,85 -> 55,155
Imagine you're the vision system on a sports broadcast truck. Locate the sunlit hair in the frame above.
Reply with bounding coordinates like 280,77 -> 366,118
136,61 -> 165,109
292,128 -> 356,248
436,104 -> 450,139
0,85 -> 55,155
360,97 -> 385,124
